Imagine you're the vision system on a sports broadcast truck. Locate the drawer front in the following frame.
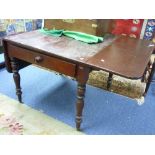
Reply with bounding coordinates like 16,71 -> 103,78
8,43 -> 76,77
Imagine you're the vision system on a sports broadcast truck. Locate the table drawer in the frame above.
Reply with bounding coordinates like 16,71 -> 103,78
8,43 -> 76,77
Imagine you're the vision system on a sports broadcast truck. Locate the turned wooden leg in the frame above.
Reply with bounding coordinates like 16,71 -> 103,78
107,72 -> 113,90
76,83 -> 86,131
141,67 -> 147,82
11,58 -> 22,103
144,59 -> 155,96
142,62 -> 151,82
75,66 -> 90,130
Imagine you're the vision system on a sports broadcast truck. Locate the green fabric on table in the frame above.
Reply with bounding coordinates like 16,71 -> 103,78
40,29 -> 63,37
39,29 -> 104,44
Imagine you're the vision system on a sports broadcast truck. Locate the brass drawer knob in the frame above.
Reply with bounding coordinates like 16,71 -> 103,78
34,56 -> 43,63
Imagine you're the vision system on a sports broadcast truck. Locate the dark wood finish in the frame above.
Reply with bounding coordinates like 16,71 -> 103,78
10,58 -> 22,103
144,59 -> 155,96
3,39 -> 34,73
87,36 -> 155,79
107,73 -> 113,90
76,83 -> 86,131
141,67 -> 148,82
2,30 -> 155,130
3,31 -> 154,79
141,62 -> 151,82
7,43 -> 76,77
2,40 -> 12,73
44,19 -> 114,37
3,31 -> 115,64
76,66 -> 90,130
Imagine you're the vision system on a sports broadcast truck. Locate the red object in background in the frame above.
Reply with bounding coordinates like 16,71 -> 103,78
112,19 -> 144,38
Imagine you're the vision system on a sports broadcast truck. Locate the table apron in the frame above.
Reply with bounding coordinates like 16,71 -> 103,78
7,43 -> 77,77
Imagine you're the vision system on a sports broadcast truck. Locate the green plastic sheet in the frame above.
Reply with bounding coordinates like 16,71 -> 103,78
39,28 -> 104,44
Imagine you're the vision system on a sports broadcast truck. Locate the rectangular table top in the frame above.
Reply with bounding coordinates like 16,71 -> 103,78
4,30 -> 155,79
87,36 -> 155,79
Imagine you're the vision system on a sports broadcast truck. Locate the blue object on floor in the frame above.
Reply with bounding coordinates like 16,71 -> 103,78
0,65 -> 155,135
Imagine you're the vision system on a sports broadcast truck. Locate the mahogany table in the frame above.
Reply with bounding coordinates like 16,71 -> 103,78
3,30 -> 155,130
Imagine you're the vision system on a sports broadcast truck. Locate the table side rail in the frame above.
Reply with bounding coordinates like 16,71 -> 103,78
7,43 -> 77,77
